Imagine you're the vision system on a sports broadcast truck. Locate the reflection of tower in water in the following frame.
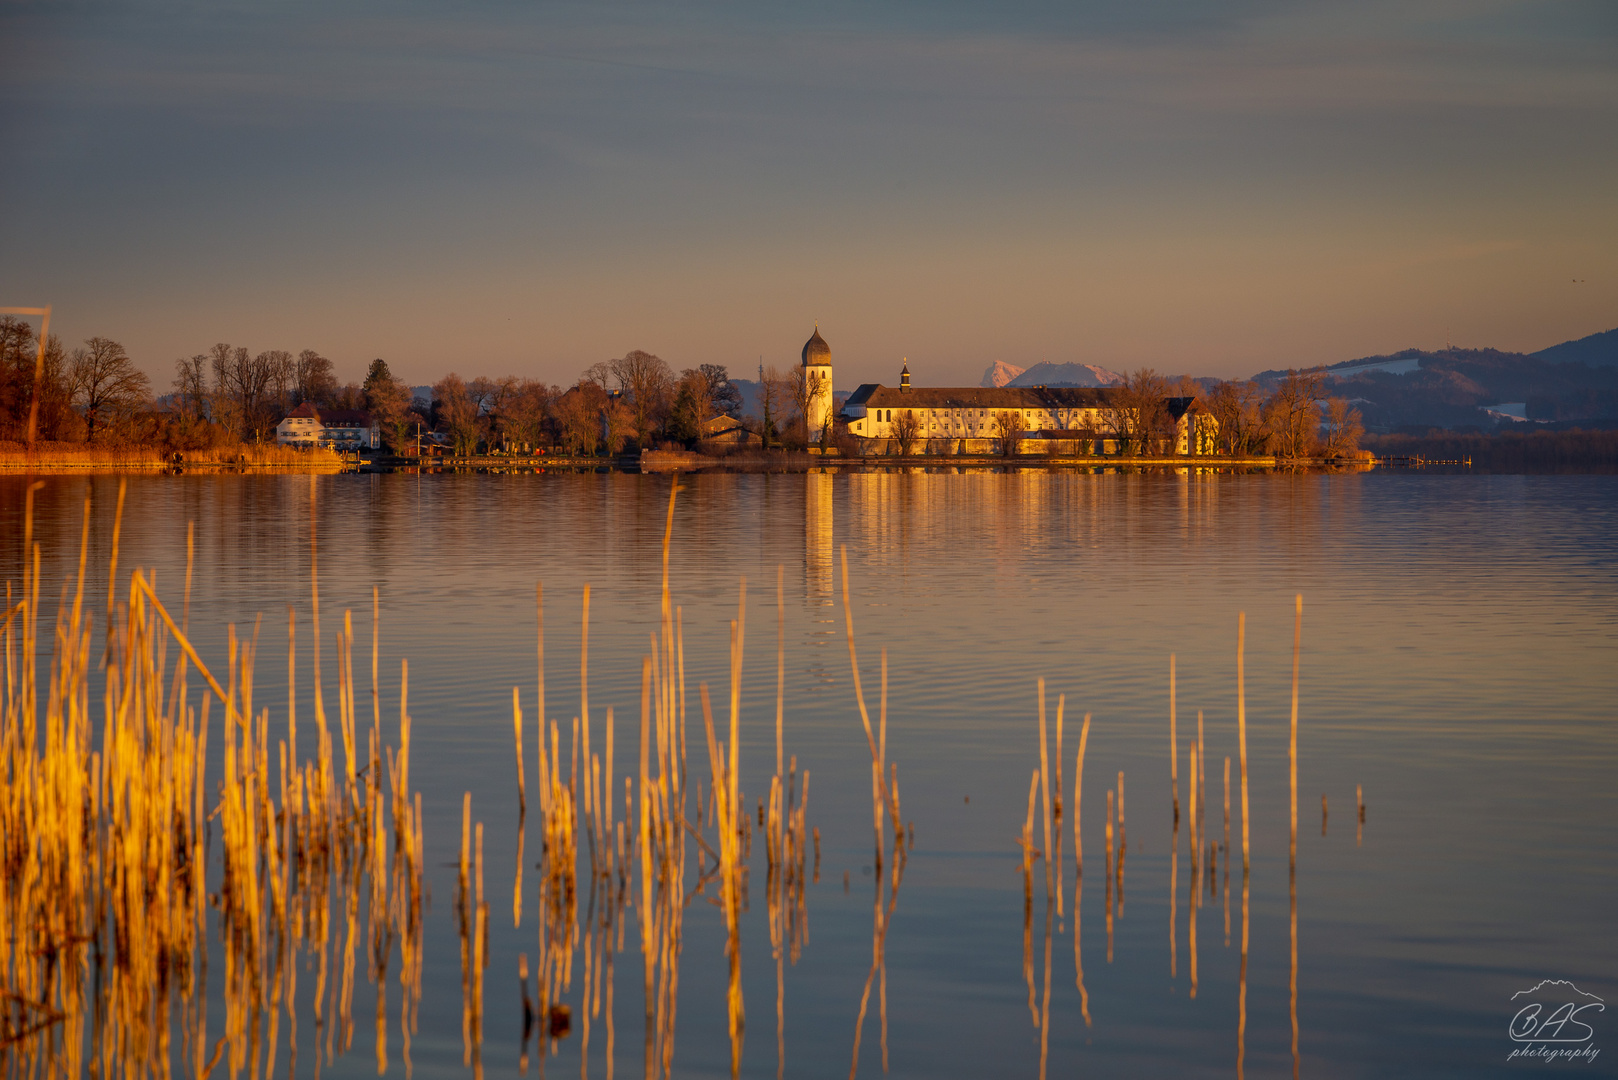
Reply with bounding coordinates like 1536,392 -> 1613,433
805,471 -> 834,604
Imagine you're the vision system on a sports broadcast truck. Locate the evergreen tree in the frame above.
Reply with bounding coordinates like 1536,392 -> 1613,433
362,358 -> 393,411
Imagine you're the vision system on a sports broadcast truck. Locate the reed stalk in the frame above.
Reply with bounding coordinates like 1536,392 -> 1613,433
1037,680 -> 1054,902
1170,653 -> 1178,824
1291,594 -> 1302,1080
1237,612 -> 1249,874
2,484 -> 422,1079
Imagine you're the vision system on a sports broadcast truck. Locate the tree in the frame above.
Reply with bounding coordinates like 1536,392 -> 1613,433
69,337 -> 150,442
1321,397 -> 1364,458
603,397 -> 635,455
702,364 -> 742,417
466,376 -> 502,419
555,381 -> 608,456
991,409 -> 1027,456
363,359 -> 395,412
369,376 -> 417,453
1113,372 -> 1177,456
756,365 -> 789,449
669,368 -> 716,445
1262,369 -> 1326,458
893,410 -> 921,455
1206,380 -> 1267,455
208,343 -> 280,440
1,318 -> 76,442
297,350 -> 338,406
608,350 -> 673,448
433,372 -> 483,455
261,350 -> 295,418
172,355 -> 210,421
789,365 -> 828,448
496,379 -> 553,450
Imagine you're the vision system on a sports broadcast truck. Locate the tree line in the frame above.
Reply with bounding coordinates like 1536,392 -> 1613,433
1201,369 -> 1363,458
1,314 -> 1363,459
0,320 -> 780,456
403,353 -> 836,457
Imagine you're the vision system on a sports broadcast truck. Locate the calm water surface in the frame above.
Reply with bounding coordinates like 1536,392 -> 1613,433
4,469 -> 1615,1078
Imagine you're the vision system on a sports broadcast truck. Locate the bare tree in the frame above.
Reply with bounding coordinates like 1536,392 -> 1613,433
467,376 -> 502,417
0,318 -> 74,441
1124,369 -> 1174,454
608,350 -> 673,448
296,349 -> 338,406
172,355 -> 210,421
207,344 -> 279,440
1206,380 -> 1266,455
366,375 -> 416,453
756,365 -> 789,448
554,382 -> 606,456
497,379 -> 553,450
69,337 -> 150,442
1321,396 -> 1365,458
703,364 -> 742,417
262,349 -> 294,418
789,365 -> 828,447
433,372 -> 483,455
1262,369 -> 1326,458
668,369 -> 715,444
603,396 -> 634,455
893,410 -> 921,455
991,409 -> 1027,456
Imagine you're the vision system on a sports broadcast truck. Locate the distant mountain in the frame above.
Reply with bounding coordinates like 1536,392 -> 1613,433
1534,327 -> 1618,368
980,361 -> 1025,387
1006,361 -> 1125,388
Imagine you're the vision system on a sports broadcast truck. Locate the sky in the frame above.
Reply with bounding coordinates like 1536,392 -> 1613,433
2,0 -> 1615,389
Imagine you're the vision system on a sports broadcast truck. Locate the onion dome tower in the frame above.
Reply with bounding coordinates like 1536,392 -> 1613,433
801,326 -> 834,442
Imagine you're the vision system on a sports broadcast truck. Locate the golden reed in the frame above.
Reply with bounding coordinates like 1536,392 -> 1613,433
1,479 -> 424,1077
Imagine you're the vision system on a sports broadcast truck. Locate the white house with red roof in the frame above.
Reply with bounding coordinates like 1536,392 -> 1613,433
274,402 -> 380,450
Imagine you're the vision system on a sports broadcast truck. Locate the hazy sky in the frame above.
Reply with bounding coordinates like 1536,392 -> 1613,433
3,0 -> 1615,388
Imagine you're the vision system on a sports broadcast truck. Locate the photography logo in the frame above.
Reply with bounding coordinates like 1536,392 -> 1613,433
1508,980 -> 1603,1065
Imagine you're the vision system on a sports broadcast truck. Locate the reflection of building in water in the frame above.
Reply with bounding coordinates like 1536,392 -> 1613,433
805,470 -> 834,603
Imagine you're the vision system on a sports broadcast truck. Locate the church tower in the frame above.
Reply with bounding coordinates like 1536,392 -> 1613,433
801,326 -> 834,442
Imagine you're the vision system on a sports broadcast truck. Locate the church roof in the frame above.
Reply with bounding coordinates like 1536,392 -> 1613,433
846,384 -> 1124,409
802,328 -> 831,366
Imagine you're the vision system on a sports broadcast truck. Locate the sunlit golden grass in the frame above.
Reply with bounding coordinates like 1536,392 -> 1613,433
0,441 -> 345,470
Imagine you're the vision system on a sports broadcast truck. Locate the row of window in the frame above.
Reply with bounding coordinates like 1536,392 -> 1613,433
867,408 -> 1101,425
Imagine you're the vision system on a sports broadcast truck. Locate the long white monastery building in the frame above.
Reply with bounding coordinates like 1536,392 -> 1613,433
842,362 -> 1212,455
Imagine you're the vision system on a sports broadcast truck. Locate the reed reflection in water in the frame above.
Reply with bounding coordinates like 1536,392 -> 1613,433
1009,600 -> 1320,1080
498,484 -> 825,1080
0,481 -> 425,1078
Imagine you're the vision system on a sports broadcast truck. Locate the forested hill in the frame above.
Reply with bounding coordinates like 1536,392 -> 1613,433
1247,327 -> 1618,432
1534,327 -> 1618,368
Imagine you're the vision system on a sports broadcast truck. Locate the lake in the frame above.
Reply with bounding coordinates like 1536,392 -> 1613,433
3,467 -> 1615,1078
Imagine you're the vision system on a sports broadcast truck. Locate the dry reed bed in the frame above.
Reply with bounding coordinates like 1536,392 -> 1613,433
1,480 -> 424,1077
0,442 -> 345,471
3,477 -> 911,1080
507,483 -> 821,1080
